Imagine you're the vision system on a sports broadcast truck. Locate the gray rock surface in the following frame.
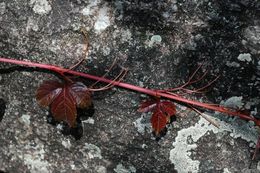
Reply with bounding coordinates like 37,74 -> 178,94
0,0 -> 260,172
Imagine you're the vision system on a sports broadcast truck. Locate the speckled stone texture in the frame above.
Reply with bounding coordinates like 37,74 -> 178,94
0,0 -> 260,172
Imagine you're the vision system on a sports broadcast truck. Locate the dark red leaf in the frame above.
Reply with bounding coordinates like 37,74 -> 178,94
50,85 -> 77,127
138,98 -> 177,136
138,99 -> 158,113
159,101 -> 176,118
70,82 -> 92,108
36,80 -> 92,127
151,108 -> 168,135
36,80 -> 63,107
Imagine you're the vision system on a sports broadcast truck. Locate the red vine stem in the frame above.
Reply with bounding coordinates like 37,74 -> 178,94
0,57 -> 259,125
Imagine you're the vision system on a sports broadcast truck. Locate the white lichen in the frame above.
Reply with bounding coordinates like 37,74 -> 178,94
170,117 -> 211,172
169,115 -> 258,173
81,0 -> 101,16
141,144 -> 148,149
133,115 -> 151,134
26,17 -> 39,32
148,35 -> 162,47
81,2 -> 111,33
96,166 -> 107,173
223,168 -> 232,173
94,6 -> 111,33
220,96 -> 243,109
102,46 -> 111,56
82,117 -> 95,124
0,2 -> 6,15
70,164 -> 76,170
237,53 -> 252,62
30,0 -> 52,15
120,29 -> 132,42
114,163 -> 136,173
21,143 -> 51,173
56,124 -> 63,130
257,161 -> 260,171
225,61 -> 240,68
61,139 -> 72,149
84,143 -> 102,159
19,114 -> 31,126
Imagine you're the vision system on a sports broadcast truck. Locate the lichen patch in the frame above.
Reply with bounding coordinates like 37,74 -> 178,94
94,6 -> 111,33
30,0 -> 52,15
133,115 -> 151,134
0,2 -> 6,15
220,96 -> 243,109
169,115 -> 258,173
81,0 -> 101,16
19,114 -> 31,126
114,163 -> 136,173
61,139 -> 72,149
84,143 -> 102,159
237,53 -> 252,62
81,1 -> 111,33
19,143 -> 51,173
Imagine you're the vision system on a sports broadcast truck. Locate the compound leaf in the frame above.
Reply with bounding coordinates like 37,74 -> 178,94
50,85 -> 77,127
36,80 -> 92,127
36,80 -> 63,107
159,101 -> 176,120
151,109 -> 168,135
70,82 -> 92,109
138,99 -> 158,113
138,98 -> 177,136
